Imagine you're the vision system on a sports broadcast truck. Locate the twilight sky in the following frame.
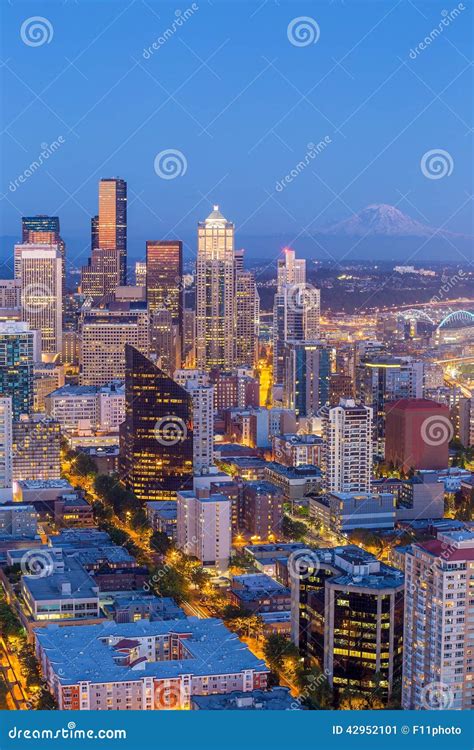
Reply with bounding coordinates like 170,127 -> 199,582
0,0 -> 472,265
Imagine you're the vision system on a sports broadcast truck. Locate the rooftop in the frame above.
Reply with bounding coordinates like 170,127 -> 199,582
35,618 -> 267,684
192,687 -> 297,711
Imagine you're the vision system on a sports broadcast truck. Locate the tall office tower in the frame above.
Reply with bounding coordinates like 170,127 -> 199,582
175,369 -> 214,475
402,531 -> 474,710
196,206 -> 235,370
291,546 -> 404,703
277,247 -> 306,290
321,398 -> 373,493
385,398 -> 451,472
0,322 -> 38,418
80,248 -> 121,300
146,240 -> 183,363
22,215 -> 65,269
149,309 -> 177,376
135,261 -> 146,287
19,246 -> 62,361
458,397 -> 474,447
91,215 -> 99,251
235,254 -> 259,367
283,341 -> 330,417
0,396 -> 13,490
183,308 -> 196,367
119,346 -> 193,502
357,356 -> 424,452
12,414 -> 61,481
79,301 -> 149,386
98,178 -> 127,285
176,488 -> 231,572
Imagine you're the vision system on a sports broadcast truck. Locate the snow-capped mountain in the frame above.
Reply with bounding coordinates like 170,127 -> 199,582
318,204 -> 458,238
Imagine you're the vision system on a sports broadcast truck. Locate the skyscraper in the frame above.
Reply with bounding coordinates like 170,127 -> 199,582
196,206 -> 235,370
21,216 -> 66,294
402,531 -> 474,710
80,247 -> 121,300
119,345 -> 193,502
146,240 -> 183,361
98,178 -> 127,285
0,396 -> 13,491
234,251 -> 259,367
321,398 -> 373,493
277,248 -> 306,290
283,341 -> 330,417
19,246 -> 63,361
0,322 -> 38,418
175,369 -> 214,475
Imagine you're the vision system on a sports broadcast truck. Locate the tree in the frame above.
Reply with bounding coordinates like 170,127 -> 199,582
263,633 -> 299,673
281,515 -> 307,541
150,531 -> 172,555
296,665 -> 333,709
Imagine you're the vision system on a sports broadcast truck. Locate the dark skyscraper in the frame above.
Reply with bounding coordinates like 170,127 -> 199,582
146,240 -> 183,359
98,178 -> 127,285
91,215 -> 99,251
119,345 -> 193,502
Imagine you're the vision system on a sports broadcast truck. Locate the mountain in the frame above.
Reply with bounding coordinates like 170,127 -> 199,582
318,203 -> 466,239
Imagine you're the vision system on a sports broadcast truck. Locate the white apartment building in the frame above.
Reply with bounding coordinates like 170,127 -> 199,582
45,383 -> 125,433
177,489 -> 231,572
174,370 -> 214,474
321,398 -> 373,493
402,531 -> 474,711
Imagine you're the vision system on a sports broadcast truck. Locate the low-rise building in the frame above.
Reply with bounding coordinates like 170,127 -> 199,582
310,491 -> 396,532
272,434 -> 323,467
191,687 -> 297,710
241,481 -> 283,541
35,618 -> 269,710
146,501 -> 177,541
0,504 -> 38,538
264,462 -> 323,502
22,558 -> 100,622
230,574 -> 291,614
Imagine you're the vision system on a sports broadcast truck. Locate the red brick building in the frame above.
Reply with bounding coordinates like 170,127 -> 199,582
385,398 -> 451,472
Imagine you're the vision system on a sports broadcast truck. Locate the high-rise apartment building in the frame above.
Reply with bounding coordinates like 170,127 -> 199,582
235,258 -> 259,368
0,396 -> 13,490
146,241 -> 183,361
12,414 -> 61,481
321,399 -> 373,493
196,206 -> 235,370
19,246 -> 63,361
402,531 -> 474,710
174,369 -> 214,475
177,488 -> 231,572
0,322 -> 38,418
119,346 -> 193,502
98,178 -> 127,285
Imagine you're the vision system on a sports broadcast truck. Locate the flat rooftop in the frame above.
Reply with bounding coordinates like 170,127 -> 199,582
192,687 -> 296,710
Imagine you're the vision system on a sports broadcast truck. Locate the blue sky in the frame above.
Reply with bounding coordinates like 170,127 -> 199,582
0,0 -> 472,264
